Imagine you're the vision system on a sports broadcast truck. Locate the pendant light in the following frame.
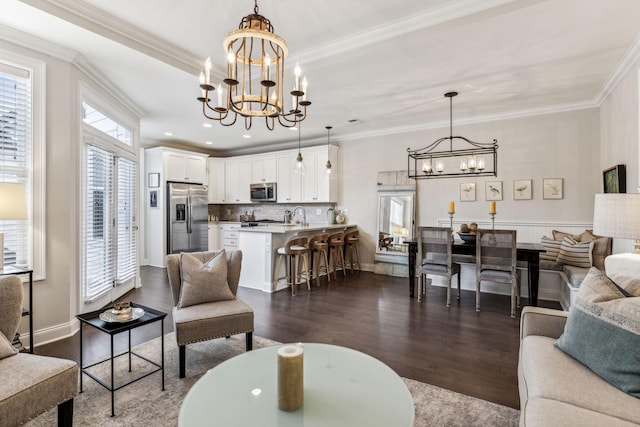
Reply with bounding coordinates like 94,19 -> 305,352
293,122 -> 306,174
325,126 -> 332,174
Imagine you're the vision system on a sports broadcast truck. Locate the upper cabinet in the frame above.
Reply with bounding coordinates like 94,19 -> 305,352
225,157 -> 252,203
207,158 -> 226,203
163,149 -> 208,183
251,156 -> 277,184
277,146 -> 338,203
276,152 -> 302,203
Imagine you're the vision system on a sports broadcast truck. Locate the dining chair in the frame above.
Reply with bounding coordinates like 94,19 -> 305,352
417,226 -> 461,306
475,229 -> 519,317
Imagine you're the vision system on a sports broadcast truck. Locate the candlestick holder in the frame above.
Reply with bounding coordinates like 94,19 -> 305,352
448,211 -> 455,242
489,212 -> 497,245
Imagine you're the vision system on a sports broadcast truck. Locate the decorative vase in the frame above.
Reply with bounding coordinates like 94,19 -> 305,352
336,212 -> 345,224
327,208 -> 336,224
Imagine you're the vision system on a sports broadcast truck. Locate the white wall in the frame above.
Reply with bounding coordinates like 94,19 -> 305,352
0,35 -> 140,345
338,108 -> 601,267
599,56 -> 640,253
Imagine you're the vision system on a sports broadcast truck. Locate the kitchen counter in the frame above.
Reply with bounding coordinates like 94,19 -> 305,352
238,223 -> 355,234
223,223 -> 357,293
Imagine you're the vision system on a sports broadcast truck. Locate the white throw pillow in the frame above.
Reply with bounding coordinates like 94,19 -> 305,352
178,250 -> 235,308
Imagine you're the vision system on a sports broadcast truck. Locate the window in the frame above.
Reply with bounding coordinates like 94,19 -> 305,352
0,62 -> 31,268
82,102 -> 132,146
81,99 -> 137,305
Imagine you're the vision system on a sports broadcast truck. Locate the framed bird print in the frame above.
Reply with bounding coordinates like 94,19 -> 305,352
543,178 -> 563,200
513,179 -> 532,200
485,181 -> 503,201
460,182 -> 476,202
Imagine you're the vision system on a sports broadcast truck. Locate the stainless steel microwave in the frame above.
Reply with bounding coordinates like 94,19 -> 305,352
250,182 -> 277,202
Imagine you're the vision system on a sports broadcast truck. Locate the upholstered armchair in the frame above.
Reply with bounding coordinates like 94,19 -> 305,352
0,275 -> 78,426
165,249 -> 254,378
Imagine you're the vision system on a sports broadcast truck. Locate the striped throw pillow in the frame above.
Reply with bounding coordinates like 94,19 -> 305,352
557,236 -> 593,268
540,236 -> 561,262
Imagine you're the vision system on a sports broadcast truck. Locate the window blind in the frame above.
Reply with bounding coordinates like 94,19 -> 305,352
84,144 -> 114,302
0,63 -> 31,267
116,157 -> 136,284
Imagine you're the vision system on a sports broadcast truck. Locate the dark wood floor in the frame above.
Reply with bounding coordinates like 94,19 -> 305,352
36,266 -> 560,409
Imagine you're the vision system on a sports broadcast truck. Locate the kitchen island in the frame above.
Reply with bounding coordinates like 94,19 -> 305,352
225,223 -> 357,292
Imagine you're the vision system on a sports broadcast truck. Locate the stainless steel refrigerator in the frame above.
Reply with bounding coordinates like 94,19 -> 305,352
167,182 -> 209,254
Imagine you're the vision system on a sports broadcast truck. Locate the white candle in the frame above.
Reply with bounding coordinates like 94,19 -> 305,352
277,345 -> 304,411
294,62 -> 302,91
217,83 -> 224,108
204,57 -> 212,85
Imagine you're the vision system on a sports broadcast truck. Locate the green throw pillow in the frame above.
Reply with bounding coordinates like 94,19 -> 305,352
555,267 -> 640,398
177,250 -> 235,308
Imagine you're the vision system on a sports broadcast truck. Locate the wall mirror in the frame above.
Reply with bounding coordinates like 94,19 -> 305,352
376,190 -> 415,255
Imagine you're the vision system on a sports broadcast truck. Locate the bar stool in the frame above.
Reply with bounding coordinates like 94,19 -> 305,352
327,231 -> 347,279
344,229 -> 361,273
307,233 -> 331,286
274,236 -> 311,296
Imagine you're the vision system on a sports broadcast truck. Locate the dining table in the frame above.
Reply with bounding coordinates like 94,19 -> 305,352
405,238 -> 545,306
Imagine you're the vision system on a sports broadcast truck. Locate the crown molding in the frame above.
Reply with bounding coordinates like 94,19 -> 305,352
18,0 -> 201,75
0,23 -> 145,119
0,23 -> 77,62
594,33 -> 640,106
294,0 -> 520,64
73,55 -> 146,119
336,99 -> 599,144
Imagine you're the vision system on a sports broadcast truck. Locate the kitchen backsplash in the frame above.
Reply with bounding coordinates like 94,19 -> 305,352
208,203 -> 340,224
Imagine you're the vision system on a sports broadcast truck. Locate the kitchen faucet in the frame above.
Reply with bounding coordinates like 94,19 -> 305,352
293,206 -> 307,226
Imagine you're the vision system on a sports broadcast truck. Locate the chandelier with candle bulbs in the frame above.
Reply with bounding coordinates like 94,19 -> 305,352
197,0 -> 310,130
407,92 -> 498,179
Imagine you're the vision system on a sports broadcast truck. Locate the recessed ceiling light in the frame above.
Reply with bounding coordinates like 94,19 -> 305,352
203,123 -> 212,128
243,134 -> 251,139
205,141 -> 213,145
164,131 -> 173,136
289,126 -> 297,131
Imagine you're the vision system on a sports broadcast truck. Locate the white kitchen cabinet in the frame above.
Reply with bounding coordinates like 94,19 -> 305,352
163,149 -> 208,183
276,146 -> 337,203
276,151 -> 302,203
225,157 -> 252,203
238,231 -> 272,291
207,158 -> 226,203
251,156 -> 277,184
208,223 -> 222,251
220,223 -> 240,252
301,149 -> 319,202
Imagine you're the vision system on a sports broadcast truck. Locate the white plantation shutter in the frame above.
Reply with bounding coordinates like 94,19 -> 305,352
0,63 -> 31,267
116,157 -> 136,283
84,145 -> 115,301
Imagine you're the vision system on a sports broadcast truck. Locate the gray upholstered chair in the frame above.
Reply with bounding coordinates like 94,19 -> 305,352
475,229 -> 520,317
417,226 -> 461,306
165,250 -> 254,378
0,275 -> 78,426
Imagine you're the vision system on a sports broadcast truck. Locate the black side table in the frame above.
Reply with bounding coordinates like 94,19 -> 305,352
77,302 -> 167,417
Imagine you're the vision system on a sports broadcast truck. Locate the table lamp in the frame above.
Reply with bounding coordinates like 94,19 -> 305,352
592,193 -> 640,254
0,182 -> 28,269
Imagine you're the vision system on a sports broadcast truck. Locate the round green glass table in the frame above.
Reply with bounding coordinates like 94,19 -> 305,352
179,343 -> 415,426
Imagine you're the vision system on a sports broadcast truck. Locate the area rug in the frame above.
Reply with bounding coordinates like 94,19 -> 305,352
26,333 -> 519,426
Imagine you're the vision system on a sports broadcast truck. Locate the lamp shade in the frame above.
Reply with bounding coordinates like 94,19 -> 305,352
0,183 -> 28,220
592,193 -> 640,240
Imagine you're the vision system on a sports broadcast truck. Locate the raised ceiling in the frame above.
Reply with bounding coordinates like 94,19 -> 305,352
1,0 -> 639,155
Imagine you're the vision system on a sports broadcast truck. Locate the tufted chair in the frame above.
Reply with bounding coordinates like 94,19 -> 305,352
165,250 -> 254,378
0,275 -> 78,426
